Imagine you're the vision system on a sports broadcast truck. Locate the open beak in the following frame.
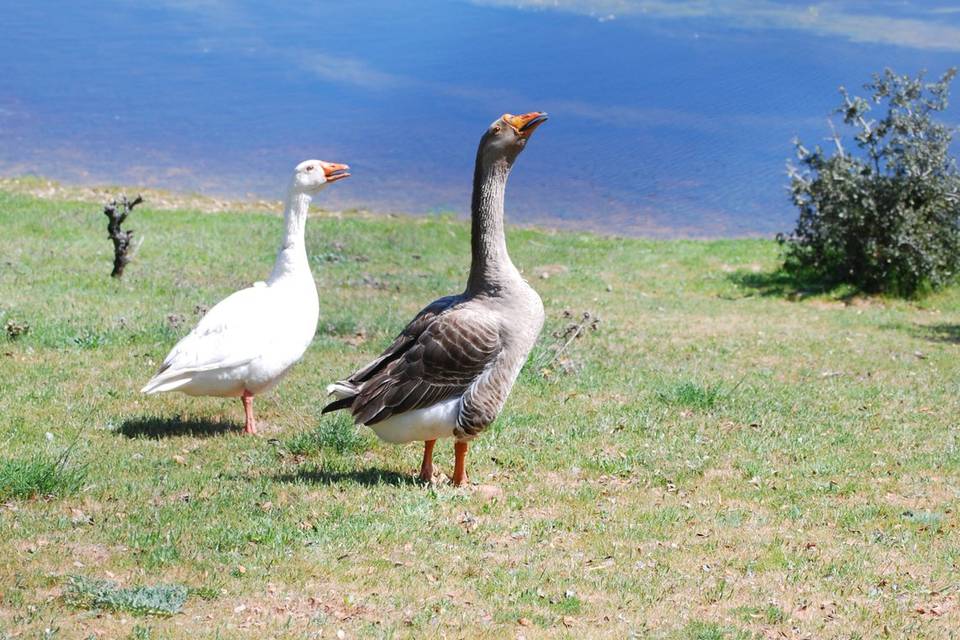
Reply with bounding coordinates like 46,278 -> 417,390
503,112 -> 548,137
321,161 -> 351,183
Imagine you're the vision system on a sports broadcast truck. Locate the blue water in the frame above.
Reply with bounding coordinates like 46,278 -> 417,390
1,1 -> 958,236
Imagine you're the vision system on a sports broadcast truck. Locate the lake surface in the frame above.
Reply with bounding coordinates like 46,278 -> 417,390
2,1 -> 958,237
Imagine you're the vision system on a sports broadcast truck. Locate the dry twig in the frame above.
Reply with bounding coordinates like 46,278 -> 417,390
103,194 -> 143,278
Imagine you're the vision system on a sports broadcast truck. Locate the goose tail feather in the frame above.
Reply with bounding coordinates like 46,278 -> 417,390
326,382 -> 356,399
322,381 -> 358,414
141,373 -> 191,395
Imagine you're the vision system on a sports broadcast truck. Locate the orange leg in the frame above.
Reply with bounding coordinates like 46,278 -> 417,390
419,439 -> 436,483
241,390 -> 256,435
452,441 -> 469,486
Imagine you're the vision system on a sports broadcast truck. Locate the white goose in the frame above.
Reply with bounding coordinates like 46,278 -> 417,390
323,112 -> 548,485
141,159 -> 350,434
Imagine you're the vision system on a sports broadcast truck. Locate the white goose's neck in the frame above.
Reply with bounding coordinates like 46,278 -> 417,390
267,189 -> 313,285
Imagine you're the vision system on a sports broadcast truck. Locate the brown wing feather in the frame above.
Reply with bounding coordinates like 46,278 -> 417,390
342,295 -> 460,386
351,306 -> 502,426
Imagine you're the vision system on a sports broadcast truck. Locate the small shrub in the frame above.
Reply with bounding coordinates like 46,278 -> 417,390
0,448 -> 87,500
64,575 -> 188,616
781,67 -> 960,296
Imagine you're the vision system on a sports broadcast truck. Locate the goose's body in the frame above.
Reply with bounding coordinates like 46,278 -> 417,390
330,289 -> 544,446
141,277 -> 319,398
142,159 -> 350,434
324,113 -> 548,484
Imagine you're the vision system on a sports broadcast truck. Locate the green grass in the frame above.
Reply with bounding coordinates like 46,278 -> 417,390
1,188 -> 960,638
64,575 -> 188,616
657,380 -> 731,410
284,413 -> 373,456
0,447 -> 87,501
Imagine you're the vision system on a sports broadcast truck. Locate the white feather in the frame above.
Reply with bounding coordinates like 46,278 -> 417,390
141,280 -> 318,397
325,382 -> 356,399
141,162 -> 336,401
367,398 -> 459,443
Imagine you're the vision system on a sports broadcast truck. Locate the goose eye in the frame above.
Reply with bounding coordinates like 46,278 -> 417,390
492,125 -> 501,134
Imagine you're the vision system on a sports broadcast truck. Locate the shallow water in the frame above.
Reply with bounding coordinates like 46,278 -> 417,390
2,1 -> 958,237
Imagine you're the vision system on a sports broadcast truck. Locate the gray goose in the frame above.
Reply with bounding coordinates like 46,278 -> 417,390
323,112 -> 548,485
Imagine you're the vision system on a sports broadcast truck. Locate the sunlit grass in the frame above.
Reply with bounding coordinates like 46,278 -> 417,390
1,188 -> 959,638
0,447 -> 87,501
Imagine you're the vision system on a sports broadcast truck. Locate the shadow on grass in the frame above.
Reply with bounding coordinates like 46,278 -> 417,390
117,416 -> 237,439
891,323 -> 960,345
275,466 -> 416,487
727,268 -> 842,300
922,324 -> 960,343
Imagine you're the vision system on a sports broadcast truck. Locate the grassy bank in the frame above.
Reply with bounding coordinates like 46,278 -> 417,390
1,188 -> 959,639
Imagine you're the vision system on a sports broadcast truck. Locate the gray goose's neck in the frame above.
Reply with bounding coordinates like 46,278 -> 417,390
466,158 -> 520,295
267,190 -> 313,285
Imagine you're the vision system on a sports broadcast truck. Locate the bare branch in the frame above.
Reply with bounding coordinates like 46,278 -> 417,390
103,194 -> 143,278
826,118 -> 845,157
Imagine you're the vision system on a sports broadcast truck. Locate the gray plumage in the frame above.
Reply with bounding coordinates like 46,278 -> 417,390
324,113 -> 547,448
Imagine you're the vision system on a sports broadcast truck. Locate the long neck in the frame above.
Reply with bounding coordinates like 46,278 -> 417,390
267,189 -> 312,284
466,157 -> 517,294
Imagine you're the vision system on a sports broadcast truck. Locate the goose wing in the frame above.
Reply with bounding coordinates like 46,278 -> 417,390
141,286 -> 267,391
326,297 -> 503,426
338,295 -> 459,385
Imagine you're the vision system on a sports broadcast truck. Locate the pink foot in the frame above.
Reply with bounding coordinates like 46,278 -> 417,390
241,390 -> 256,435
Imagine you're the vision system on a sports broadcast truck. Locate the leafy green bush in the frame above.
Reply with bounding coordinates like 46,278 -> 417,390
780,68 -> 960,296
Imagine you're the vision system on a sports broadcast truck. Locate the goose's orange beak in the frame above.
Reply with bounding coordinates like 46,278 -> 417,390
321,162 -> 350,183
503,112 -> 548,137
